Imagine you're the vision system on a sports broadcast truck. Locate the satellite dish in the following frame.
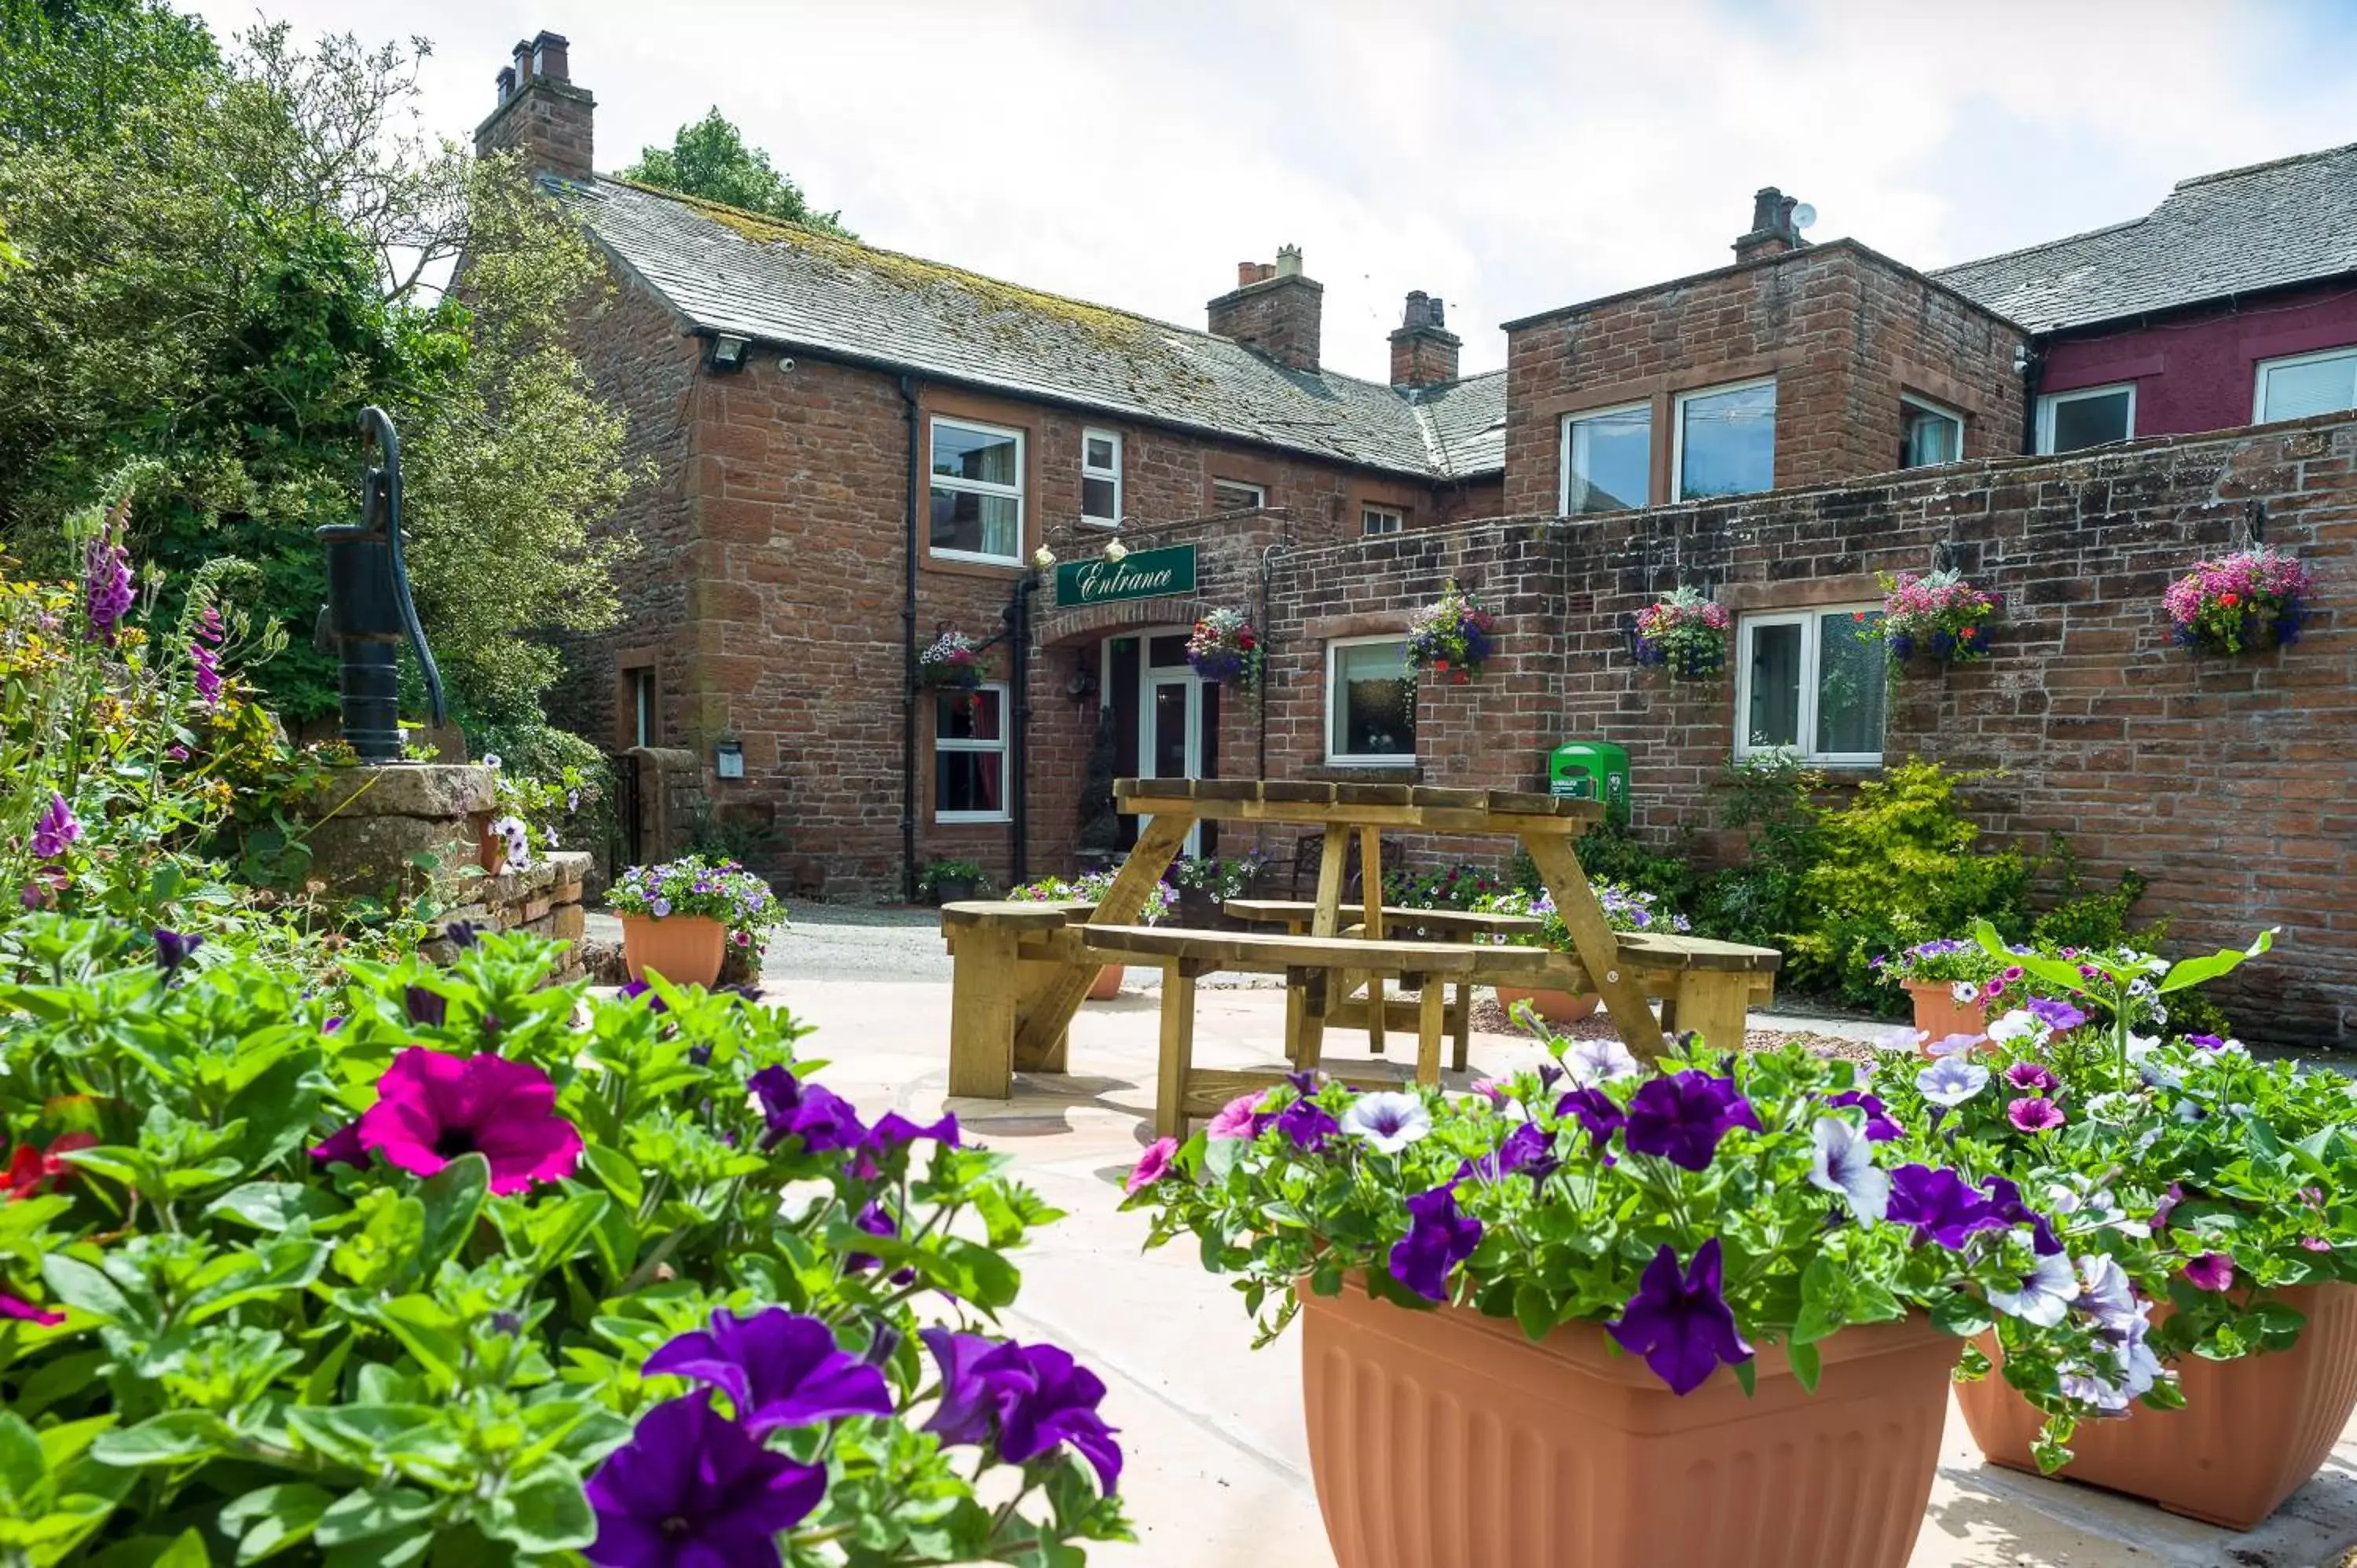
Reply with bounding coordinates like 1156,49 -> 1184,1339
1791,202 -> 1818,231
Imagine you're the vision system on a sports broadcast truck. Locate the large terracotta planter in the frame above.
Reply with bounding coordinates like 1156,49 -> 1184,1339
1956,1283 -> 2357,1530
1298,1280 -> 1957,1568
1492,985 -> 1601,1025
1086,964 -> 1124,1001
1902,979 -> 1987,1048
621,913 -> 727,986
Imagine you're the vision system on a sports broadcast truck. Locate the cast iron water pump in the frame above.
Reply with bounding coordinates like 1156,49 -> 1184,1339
315,407 -> 445,760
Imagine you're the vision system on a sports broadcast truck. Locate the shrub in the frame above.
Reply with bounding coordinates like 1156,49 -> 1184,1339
0,925 -> 1130,1563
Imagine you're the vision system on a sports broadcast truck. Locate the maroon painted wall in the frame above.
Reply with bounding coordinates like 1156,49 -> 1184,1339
2041,277 -> 2357,439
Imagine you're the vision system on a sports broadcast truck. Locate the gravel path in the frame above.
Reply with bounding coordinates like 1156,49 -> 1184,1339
585,904 -> 950,984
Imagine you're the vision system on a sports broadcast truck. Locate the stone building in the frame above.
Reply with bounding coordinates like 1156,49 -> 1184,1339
480,35 -> 2355,1035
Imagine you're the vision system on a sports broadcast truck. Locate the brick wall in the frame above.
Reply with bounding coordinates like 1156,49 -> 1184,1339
1502,241 -> 2029,515
1259,414 -> 2357,1041
1206,272 -> 1324,372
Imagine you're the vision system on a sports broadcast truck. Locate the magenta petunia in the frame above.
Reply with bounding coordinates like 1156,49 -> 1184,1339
2003,1061 -> 2060,1094
2183,1251 -> 2235,1292
0,1292 -> 64,1327
357,1047 -> 582,1195
2006,1096 -> 2066,1133
1125,1136 -> 1178,1195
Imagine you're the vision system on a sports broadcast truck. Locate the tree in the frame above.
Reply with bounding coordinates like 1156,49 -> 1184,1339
622,108 -> 853,236
0,10 -> 640,731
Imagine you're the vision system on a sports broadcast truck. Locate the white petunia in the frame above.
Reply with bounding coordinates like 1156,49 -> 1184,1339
1874,1026 -> 1926,1054
1985,1009 -> 2042,1045
1338,1091 -> 1432,1153
1561,1037 -> 1642,1088
1809,1116 -> 1889,1223
1989,1247 -> 2080,1328
1950,980 -> 1981,1005
1926,1032 -> 1985,1058
1916,1056 -> 1990,1106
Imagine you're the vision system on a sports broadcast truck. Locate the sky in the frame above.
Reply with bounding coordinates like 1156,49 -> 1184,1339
184,0 -> 2357,383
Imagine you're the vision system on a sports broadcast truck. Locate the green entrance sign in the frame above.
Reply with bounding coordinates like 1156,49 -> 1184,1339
1054,544 -> 1196,609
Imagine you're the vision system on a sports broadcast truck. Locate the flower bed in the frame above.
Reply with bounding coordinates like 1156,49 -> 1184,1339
1870,569 -> 2000,665
2163,545 -> 2315,654
1630,588 -> 1729,679
0,926 -> 1130,1565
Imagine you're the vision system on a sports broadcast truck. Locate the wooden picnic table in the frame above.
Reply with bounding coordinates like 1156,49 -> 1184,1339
938,779 -> 1780,1134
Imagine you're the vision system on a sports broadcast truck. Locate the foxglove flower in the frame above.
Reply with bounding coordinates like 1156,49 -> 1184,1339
1607,1240 -> 1752,1396
1824,1090 -> 1902,1142
357,1048 -> 582,1194
82,526 -> 134,643
2183,1251 -> 2235,1291
1915,1056 -> 1989,1107
1622,1071 -> 1759,1171
1809,1116 -> 1889,1222
1125,1136 -> 1178,1194
642,1307 -> 892,1435
1560,1037 -> 1641,1087
585,1390 -> 825,1568
1205,1091 -> 1267,1142
1989,1249 -> 2080,1327
1387,1183 -> 1480,1301
1340,1091 -> 1432,1153
192,641 -> 222,705
750,1068 -> 867,1155
1886,1164 -> 2007,1248
1273,1097 -> 1339,1152
30,794 -> 79,861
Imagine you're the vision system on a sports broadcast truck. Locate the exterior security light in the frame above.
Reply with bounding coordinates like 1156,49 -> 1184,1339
706,334 -> 750,372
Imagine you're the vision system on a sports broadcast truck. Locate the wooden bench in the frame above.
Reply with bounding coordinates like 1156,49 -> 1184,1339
1080,923 -> 1556,1137
1224,899 -> 1544,1071
940,901 -> 1093,1097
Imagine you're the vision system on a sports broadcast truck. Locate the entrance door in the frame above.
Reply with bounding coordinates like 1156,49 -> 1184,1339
1145,670 -> 1203,858
1104,627 -> 1219,859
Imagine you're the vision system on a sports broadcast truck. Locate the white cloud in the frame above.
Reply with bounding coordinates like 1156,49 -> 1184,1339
185,0 -> 2357,380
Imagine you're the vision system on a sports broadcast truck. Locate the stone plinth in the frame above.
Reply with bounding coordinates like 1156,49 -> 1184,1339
303,764 -> 495,899
430,850 -> 593,980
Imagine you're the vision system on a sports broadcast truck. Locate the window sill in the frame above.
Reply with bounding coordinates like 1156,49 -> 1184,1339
1319,757 -> 1420,772
933,813 -> 1012,826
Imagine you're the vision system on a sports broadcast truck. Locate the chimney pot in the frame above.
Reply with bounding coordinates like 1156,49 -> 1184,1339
1275,244 -> 1303,279
1733,185 -> 1804,263
478,28 -> 595,183
495,64 -> 515,103
1237,261 -> 1258,287
1388,288 -> 1461,388
1208,248 -> 1322,371
531,31 -> 570,82
511,38 -> 534,82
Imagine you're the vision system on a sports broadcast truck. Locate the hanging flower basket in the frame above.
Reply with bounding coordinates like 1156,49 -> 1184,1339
1186,608 -> 1262,689
1405,579 -> 1495,685
2164,545 -> 2315,655
1631,588 -> 1730,680
1868,569 -> 2000,667
918,629 -> 984,691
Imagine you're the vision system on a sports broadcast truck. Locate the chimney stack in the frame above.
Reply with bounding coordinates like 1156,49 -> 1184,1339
1732,186 -> 1805,263
1207,246 -> 1324,372
475,28 -> 594,183
1388,291 -> 1461,389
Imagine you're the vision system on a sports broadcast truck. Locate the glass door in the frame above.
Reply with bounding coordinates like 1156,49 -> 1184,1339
1145,670 -> 1202,859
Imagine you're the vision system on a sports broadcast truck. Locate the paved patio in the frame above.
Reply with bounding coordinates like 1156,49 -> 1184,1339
600,908 -> 2357,1567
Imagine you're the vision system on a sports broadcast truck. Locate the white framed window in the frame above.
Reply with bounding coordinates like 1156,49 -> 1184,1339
2253,346 -> 2357,424
1735,606 -> 1886,766
1211,478 -> 1267,511
1673,378 -> 1776,500
1900,395 -> 1964,468
1325,636 -> 1415,766
1560,401 -> 1652,514
2036,383 -> 2135,455
1080,428 -> 1123,526
933,685 -> 1010,822
1362,505 -> 1405,536
929,418 -> 1025,563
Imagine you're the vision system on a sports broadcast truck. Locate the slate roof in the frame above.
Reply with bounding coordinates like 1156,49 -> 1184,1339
1934,141 -> 2357,333
556,177 -> 1504,482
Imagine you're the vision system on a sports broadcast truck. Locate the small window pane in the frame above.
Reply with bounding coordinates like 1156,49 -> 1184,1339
2259,354 -> 2357,423
1081,475 -> 1117,520
1744,623 -> 1802,749
2047,390 -> 2131,453
1363,507 -> 1403,535
1901,403 -> 1961,467
1679,383 -> 1776,498
1567,405 -> 1651,512
936,690 -> 1002,740
1815,611 -> 1886,755
935,753 -> 1003,815
934,423 -> 1017,485
1084,434 -> 1116,469
1330,641 -> 1414,760
1212,480 -> 1266,510
929,489 -> 1019,558
1147,634 -> 1190,668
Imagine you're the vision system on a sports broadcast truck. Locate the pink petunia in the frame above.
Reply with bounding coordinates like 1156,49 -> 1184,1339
1205,1092 -> 1268,1142
2183,1251 -> 2235,1292
1125,1136 -> 1178,1195
0,1293 -> 64,1327
357,1047 -> 583,1195
2006,1096 -> 2066,1133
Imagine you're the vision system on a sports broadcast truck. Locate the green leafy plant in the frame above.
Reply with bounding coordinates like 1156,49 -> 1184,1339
0,925 -> 1129,1564
914,859 -> 991,899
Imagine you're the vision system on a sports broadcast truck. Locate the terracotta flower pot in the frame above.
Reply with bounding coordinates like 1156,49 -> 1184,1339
479,832 -> 507,877
1491,985 -> 1601,1025
620,913 -> 727,987
1956,1283 -> 2357,1530
1298,1279 -> 1956,1568
1902,979 -> 1987,1049
1086,964 -> 1124,1001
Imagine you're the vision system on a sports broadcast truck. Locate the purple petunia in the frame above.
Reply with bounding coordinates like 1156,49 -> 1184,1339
356,1047 -> 583,1196
1555,1086 -> 1626,1160
2026,996 -> 2088,1034
1273,1097 -> 1340,1152
1204,1091 -> 1269,1142
1125,1136 -> 1178,1194
1886,1164 -> 2011,1250
641,1307 -> 893,1436
1621,1071 -> 1760,1171
1460,1121 -> 1560,1185
152,928 -> 201,978
585,1390 -> 825,1568
1387,1182 -> 1481,1302
918,1330 -> 1122,1493
1981,1175 -> 2064,1256
403,984 -> 448,1028
2183,1251 -> 2235,1292
2003,1061 -> 2060,1094
1607,1240 -> 1753,1396
749,1066 -> 868,1155
1824,1090 -> 1903,1142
